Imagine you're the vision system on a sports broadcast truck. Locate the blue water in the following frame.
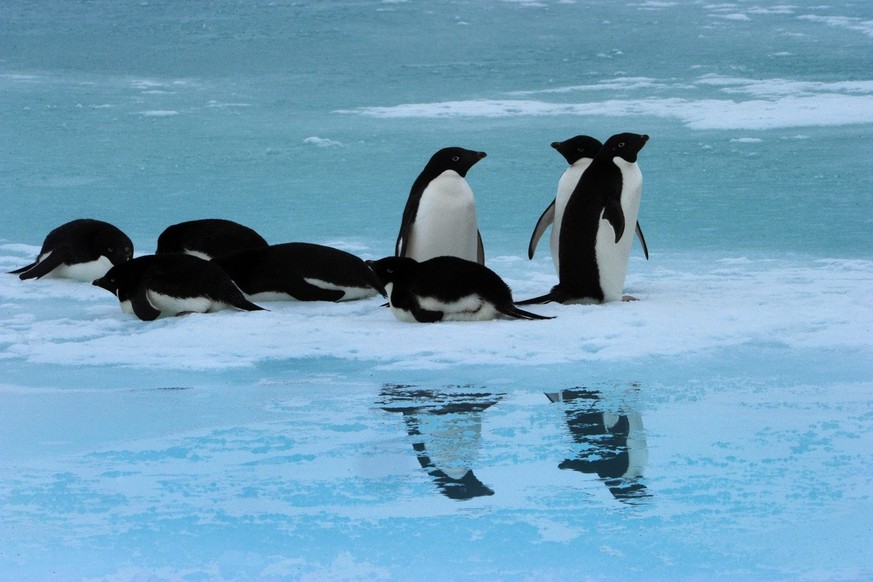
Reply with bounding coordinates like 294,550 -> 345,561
2,1 -> 873,580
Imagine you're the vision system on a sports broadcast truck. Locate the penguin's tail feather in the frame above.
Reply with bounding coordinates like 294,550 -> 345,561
235,298 -> 268,313
504,304 -> 553,321
514,292 -> 555,306
515,284 -> 570,306
8,262 -> 36,275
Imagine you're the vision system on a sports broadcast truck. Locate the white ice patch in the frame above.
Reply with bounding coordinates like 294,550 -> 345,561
303,136 -> 344,148
338,75 -> 873,130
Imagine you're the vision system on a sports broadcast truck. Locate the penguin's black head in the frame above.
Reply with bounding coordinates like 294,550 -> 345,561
93,265 -> 121,295
601,133 -> 649,164
93,256 -> 146,298
93,224 -> 134,266
366,256 -> 419,285
427,147 -> 487,178
551,135 -> 603,165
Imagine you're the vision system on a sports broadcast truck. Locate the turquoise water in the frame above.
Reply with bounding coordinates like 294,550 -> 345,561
2,1 -> 872,579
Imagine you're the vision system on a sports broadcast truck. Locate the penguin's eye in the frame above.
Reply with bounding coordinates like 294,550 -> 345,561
618,142 -> 626,148
386,268 -> 394,274
452,156 -> 460,162
108,247 -> 114,252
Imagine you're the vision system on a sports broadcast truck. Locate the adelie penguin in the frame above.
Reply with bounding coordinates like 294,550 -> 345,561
368,256 -> 551,323
519,132 -> 649,305
395,147 -> 487,265
212,242 -> 386,302
9,218 -> 133,282
527,135 -> 649,276
93,253 -> 265,321
156,218 -> 269,260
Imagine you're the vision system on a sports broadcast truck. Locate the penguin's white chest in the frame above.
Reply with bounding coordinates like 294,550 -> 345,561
595,161 -> 643,302
40,252 -> 113,282
551,161 -> 591,274
407,171 -> 479,263
120,291 -> 225,317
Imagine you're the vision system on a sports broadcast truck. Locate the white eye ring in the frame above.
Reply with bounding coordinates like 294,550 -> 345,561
618,142 -> 626,148
452,156 -> 460,161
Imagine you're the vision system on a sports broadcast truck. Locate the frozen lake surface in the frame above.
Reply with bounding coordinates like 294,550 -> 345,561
2,0 -> 872,579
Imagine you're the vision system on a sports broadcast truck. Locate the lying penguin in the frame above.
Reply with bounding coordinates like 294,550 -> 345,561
156,218 -> 269,260
212,242 -> 385,302
10,218 -> 133,282
368,256 -> 551,323
93,253 -> 265,321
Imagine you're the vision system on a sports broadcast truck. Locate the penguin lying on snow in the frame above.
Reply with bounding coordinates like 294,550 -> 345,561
212,242 -> 386,302
527,135 -> 649,274
368,256 -> 551,323
396,147 -> 487,265
156,218 -> 269,260
519,132 -> 649,305
10,218 -> 133,282
93,253 -> 265,321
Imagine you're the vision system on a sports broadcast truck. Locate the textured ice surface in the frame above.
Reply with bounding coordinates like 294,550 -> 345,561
1,0 -> 872,579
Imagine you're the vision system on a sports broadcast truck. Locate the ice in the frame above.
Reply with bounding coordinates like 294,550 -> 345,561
1,0 -> 872,579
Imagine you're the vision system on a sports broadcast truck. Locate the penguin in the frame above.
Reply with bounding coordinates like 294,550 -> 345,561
379,384 -> 500,500
546,389 -> 649,502
527,135 -> 649,275
519,132 -> 649,305
93,253 -> 265,321
211,242 -> 386,302
367,255 -> 551,323
9,218 -> 133,282
155,218 -> 269,260
395,147 -> 487,265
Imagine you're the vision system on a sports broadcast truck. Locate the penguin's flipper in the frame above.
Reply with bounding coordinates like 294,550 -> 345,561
635,221 -> 649,260
131,287 -> 162,321
287,279 -> 346,302
476,231 -> 485,265
528,200 -> 555,260
231,296 -> 267,312
602,200 -> 626,243
411,305 -> 443,323
16,249 -> 69,280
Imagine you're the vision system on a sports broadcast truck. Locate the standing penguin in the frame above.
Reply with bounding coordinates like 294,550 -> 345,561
93,253 -> 264,321
156,218 -> 268,260
395,147 -> 487,265
9,218 -> 133,282
528,135 -> 649,275
528,135 -> 603,274
519,132 -> 649,304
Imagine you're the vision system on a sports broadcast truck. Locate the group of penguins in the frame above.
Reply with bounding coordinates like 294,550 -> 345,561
9,132 -> 649,323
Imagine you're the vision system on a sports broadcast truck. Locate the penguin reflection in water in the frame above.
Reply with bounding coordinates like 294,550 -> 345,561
93,254 -> 264,321
380,384 -> 502,500
368,256 -> 551,323
546,389 -> 649,502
